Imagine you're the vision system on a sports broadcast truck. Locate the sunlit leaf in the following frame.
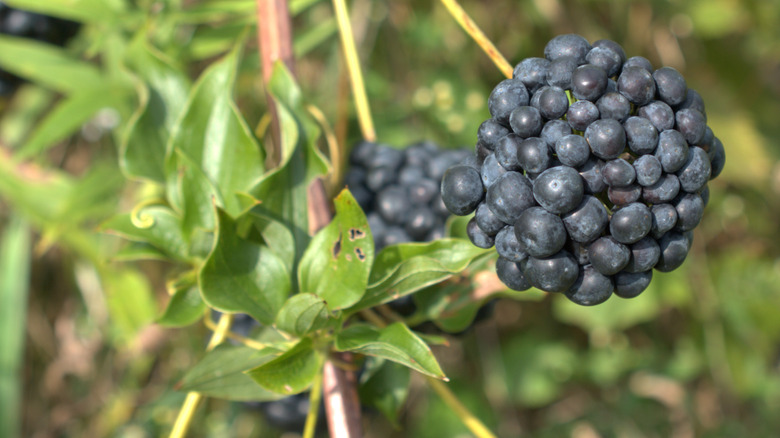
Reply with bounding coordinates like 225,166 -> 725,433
0,35 -> 106,93
121,37 -> 190,182
167,40 -> 264,216
335,322 -> 446,380
101,206 -> 189,262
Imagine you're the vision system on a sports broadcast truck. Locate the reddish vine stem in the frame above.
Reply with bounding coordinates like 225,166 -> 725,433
256,0 -> 295,167
256,1 -> 361,436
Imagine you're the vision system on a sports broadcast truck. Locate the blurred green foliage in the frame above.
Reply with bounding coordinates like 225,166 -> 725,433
1,0 -> 779,437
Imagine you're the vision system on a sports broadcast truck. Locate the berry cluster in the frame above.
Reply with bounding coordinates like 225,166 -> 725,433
346,140 -> 472,251
441,34 -> 726,306
0,2 -> 80,95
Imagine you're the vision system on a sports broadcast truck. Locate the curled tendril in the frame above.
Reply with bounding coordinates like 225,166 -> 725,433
130,199 -> 165,229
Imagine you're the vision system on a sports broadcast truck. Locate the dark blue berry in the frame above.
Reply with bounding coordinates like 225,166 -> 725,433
509,106 -> 543,138
643,173 -> 680,204
624,236 -> 661,273
555,134 -> 591,167
513,57 -> 550,93
655,129 -> 689,173
596,92 -> 631,122
633,154 -> 663,186
638,101 -> 675,132
475,202 -> 506,236
608,184 -> 642,206
496,226 -> 528,262
585,118 -> 626,160
565,264 -> 614,306
602,158 -> 636,187
653,67 -> 687,106
566,100 -> 600,131
674,193 -> 704,231
495,134 -> 523,171
522,250 -> 580,292
496,257 -> 531,291
488,79 -> 530,125
544,34 -> 591,64
676,146 -> 711,193
514,206 -> 567,258
517,137 -> 550,173
650,203 -> 678,239
571,64 -> 608,101
480,153 -> 508,188
478,119 -> 511,151
531,86 -> 569,120
467,217 -> 495,248
655,231 -> 691,272
486,171 -> 535,223
578,158 -> 607,194
614,270 -> 652,298
440,165 -> 484,216
675,108 -> 706,145
617,66 -> 656,105
547,56 -> 580,89
610,202 -> 652,244
624,116 -> 658,155
587,236 -> 630,275
562,195 -> 609,243
532,166 -> 584,214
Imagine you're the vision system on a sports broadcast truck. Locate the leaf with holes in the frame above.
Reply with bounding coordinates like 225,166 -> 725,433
298,189 -> 373,310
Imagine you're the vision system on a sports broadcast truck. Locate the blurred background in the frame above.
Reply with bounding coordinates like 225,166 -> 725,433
1,0 -> 779,437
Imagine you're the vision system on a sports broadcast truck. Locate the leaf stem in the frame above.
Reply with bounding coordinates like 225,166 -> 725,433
303,370 -> 324,438
306,104 -> 343,195
202,313 -> 269,350
426,377 -> 498,438
439,0 -> 513,79
332,0 -> 376,141
358,308 -> 387,328
168,313 -> 234,438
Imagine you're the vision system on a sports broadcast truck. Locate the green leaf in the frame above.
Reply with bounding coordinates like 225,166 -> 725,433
121,37 -> 191,182
299,189 -> 373,309
112,242 -> 168,261
199,208 -> 290,325
275,294 -> 329,337
101,206 -> 189,262
16,82 -> 131,158
0,87 -> 54,148
0,35 -> 106,93
0,215 -> 31,438
100,268 -> 158,342
158,272 -> 206,328
335,322 -> 447,380
2,0 -> 126,23
358,358 -> 410,427
249,63 -> 330,279
172,150 -> 223,238
348,239 -> 490,312
167,40 -> 264,217
179,344 -> 286,401
249,212 -> 295,273
413,282 -> 487,334
245,337 -> 324,395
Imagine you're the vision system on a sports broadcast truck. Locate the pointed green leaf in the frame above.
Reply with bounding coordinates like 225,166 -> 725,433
335,322 -> 446,380
179,344 -> 286,401
358,358 -> 410,427
199,208 -> 290,325
347,239 -> 490,312
112,242 -> 168,261
167,41 -> 264,216
158,271 -> 205,327
249,212 -> 295,273
172,150 -> 223,238
275,293 -> 329,337
2,0 -> 126,23
0,35 -> 105,93
299,189 -> 373,309
249,63 -> 330,277
100,268 -> 157,342
16,82 -> 131,158
121,38 -> 190,182
245,337 -> 324,395
0,215 -> 31,438
101,206 -> 189,262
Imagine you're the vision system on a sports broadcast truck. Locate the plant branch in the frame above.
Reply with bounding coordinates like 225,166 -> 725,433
169,313 -> 234,438
426,377 -> 498,438
322,353 -> 363,437
256,0 -> 295,166
202,314 -> 269,350
332,0 -> 376,142
440,0 -> 513,79
303,370 -> 324,438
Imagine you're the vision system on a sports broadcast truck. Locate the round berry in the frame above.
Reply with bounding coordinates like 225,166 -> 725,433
565,264 -> 614,306
610,202 -> 652,244
618,66 -> 656,105
532,166 -> 585,214
588,236 -> 631,275
509,106 -> 543,138
486,171 -> 536,223
585,118 -> 626,160
571,64 -> 608,101
496,257 -> 531,291
514,206 -> 567,258
614,270 -> 652,298
566,100 -> 600,131
440,165 -> 484,216
522,250 -> 580,292
488,79 -> 530,125
653,67 -> 687,106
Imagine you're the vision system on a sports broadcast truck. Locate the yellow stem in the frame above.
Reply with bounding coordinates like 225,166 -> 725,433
426,377 -> 498,438
303,371 -> 324,438
169,313 -> 234,438
440,0 -> 513,79
202,313 -> 269,350
332,0 -> 376,141
307,104 -> 343,194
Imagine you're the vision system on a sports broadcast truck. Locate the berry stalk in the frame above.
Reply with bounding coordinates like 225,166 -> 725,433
440,0 -> 513,78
